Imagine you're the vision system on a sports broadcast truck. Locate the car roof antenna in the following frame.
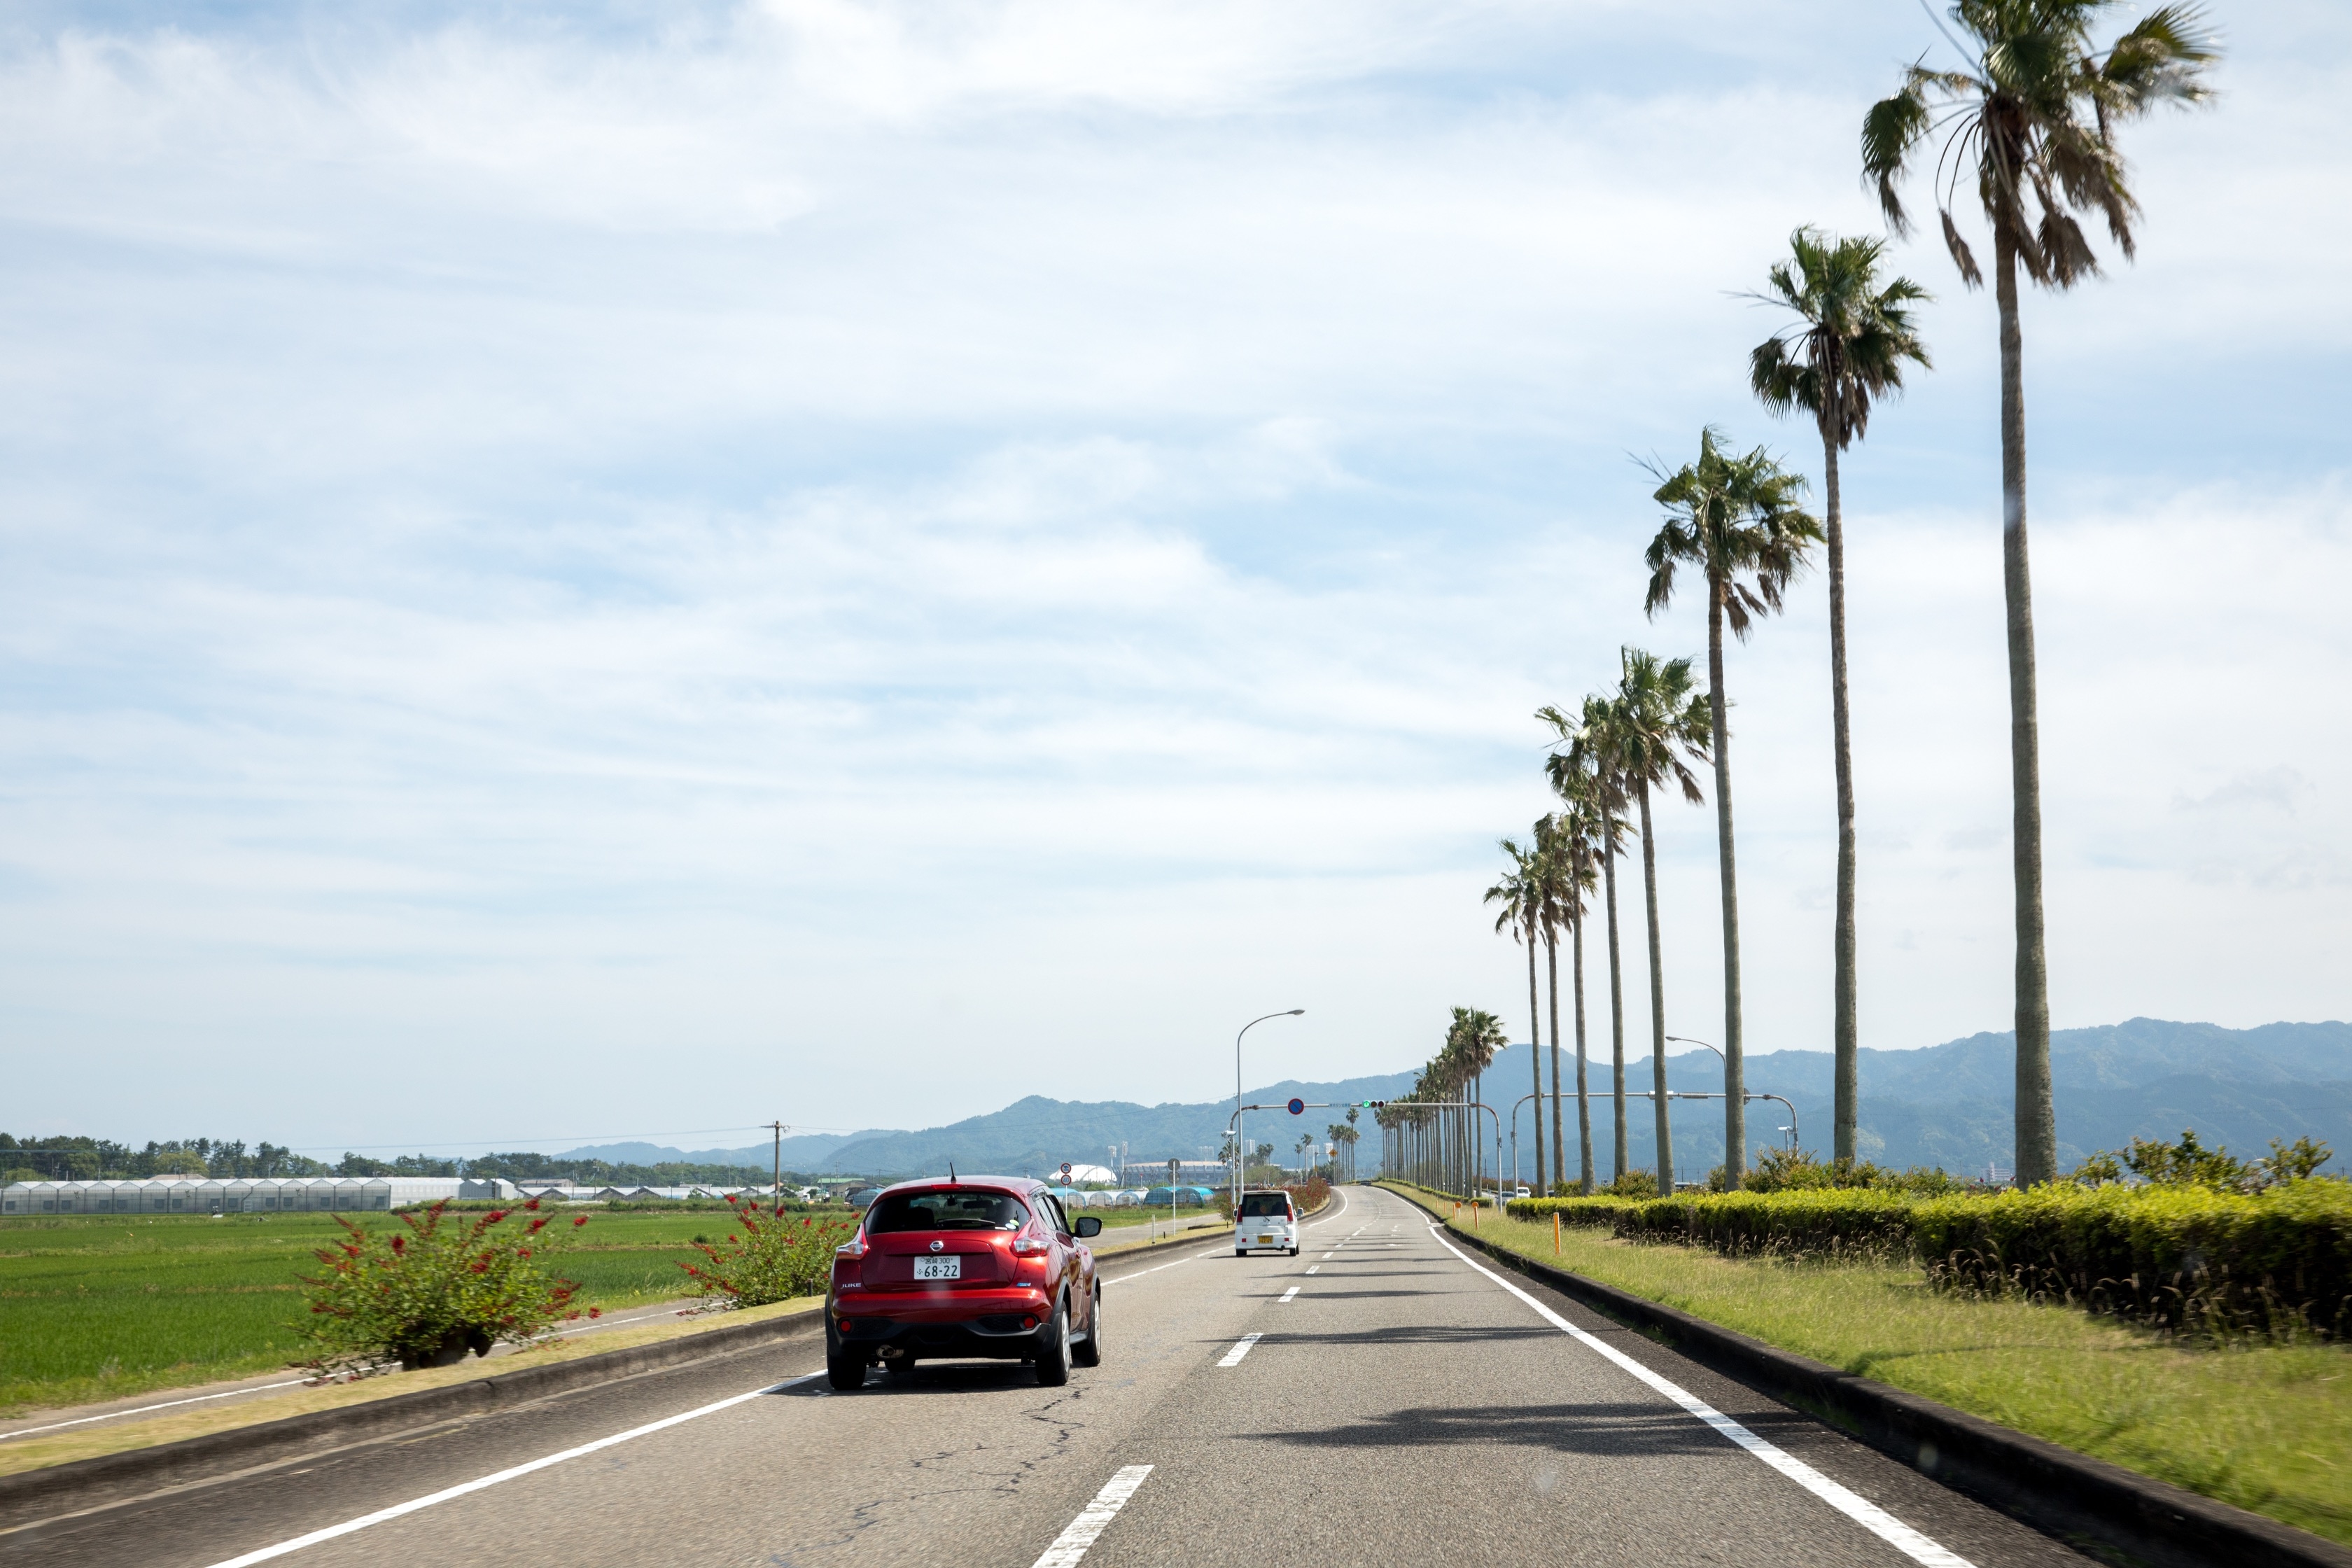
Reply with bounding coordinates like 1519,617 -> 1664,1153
948,1161 -> 955,1184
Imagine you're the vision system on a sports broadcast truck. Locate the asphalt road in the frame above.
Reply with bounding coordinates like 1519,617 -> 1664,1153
11,1185 -> 2098,1568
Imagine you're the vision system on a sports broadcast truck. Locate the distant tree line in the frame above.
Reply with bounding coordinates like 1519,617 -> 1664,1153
1,1133 -> 818,1189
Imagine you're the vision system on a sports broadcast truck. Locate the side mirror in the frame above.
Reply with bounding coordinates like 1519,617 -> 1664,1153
1074,1215 -> 1102,1238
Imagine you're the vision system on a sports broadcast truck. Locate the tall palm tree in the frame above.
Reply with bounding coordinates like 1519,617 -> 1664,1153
1749,227 -> 1932,1167
1530,813 -> 1578,1196
1485,841 -> 1546,1191
1864,0 -> 2217,1185
1450,1006 -> 1506,1195
1581,650 -> 1709,1189
1644,430 -> 1821,1185
1540,696 -> 1631,1184
1534,804 -> 1597,1193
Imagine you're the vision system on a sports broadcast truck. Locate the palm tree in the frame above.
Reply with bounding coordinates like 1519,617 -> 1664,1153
1449,1005 -> 1506,1195
1540,695 -> 1632,1185
1749,227 -> 1932,1167
1530,813 -> 1578,1197
1581,650 -> 1709,1189
1485,841 -> 1546,1192
1644,430 -> 1821,1185
1864,0 -> 2217,1184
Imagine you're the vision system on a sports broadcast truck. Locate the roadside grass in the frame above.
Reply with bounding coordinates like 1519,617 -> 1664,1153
1383,1184 -> 2352,1546
0,1211 -> 727,1415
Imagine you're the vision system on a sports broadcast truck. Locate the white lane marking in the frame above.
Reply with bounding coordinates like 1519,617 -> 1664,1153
1217,1332 -> 1263,1367
1102,1245 -> 1224,1286
1323,1252 -> 1336,1259
1278,1287 -> 1300,1303
0,1379 -> 311,1441
197,1374 -> 821,1567
1306,1266 -> 1320,1275
1030,1464 -> 1154,1568
1426,1228 -> 1974,1568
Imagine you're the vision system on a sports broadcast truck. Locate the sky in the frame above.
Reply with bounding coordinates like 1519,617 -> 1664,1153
3,0 -> 2347,1157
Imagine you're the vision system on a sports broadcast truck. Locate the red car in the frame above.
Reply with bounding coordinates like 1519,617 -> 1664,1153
826,1176 -> 1103,1390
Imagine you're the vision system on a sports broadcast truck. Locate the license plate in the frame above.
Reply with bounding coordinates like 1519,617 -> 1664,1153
913,1256 -> 961,1280
1256,1236 -> 1274,1245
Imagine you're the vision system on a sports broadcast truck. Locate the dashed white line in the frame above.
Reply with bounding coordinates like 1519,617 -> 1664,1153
1217,1332 -> 1264,1367
1278,1286 -> 1300,1303
1029,1464 -> 1154,1568
1425,1227 -> 1975,1568
1306,1266 -> 1319,1275
196,1374 -> 820,1567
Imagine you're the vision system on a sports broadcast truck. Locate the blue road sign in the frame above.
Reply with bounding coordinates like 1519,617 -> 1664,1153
1287,1098 -> 1305,1116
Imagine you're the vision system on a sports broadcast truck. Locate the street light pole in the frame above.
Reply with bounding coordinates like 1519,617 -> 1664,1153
1235,1009 -> 1305,1214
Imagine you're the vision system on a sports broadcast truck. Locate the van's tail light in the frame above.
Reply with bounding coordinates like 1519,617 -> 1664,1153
1011,1232 -> 1049,1257
835,1236 -> 868,1260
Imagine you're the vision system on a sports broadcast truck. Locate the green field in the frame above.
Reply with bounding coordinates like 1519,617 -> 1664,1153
0,1203 -> 1205,1415
1387,1184 -> 2352,1547
0,1211 -> 736,1414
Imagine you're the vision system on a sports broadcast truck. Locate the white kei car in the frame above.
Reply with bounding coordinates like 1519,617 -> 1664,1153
1233,1189 -> 1300,1256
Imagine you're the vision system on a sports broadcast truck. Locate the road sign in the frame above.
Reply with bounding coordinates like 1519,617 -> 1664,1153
1058,1163 -> 1071,1181
1287,1098 -> 1305,1116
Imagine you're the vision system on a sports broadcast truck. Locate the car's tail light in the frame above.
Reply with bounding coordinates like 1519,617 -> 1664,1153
835,1236 -> 868,1259
1011,1232 -> 1049,1256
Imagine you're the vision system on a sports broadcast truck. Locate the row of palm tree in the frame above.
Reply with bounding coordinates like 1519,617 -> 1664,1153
1378,1007 -> 1506,1195
1447,2 -> 2217,1194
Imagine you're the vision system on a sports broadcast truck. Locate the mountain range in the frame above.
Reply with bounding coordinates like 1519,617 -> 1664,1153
560,1019 -> 2351,1182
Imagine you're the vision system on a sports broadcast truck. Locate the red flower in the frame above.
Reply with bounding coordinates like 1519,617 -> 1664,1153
572,1215 -> 589,1227
485,1210 -> 507,1223
518,1248 -> 531,1259
343,1245 -> 360,1256
528,1217 -> 547,1232
470,1260 -> 488,1273
391,1236 -> 406,1253
524,1198 -> 541,1211
589,1307 -> 602,1319
685,1265 -> 700,1275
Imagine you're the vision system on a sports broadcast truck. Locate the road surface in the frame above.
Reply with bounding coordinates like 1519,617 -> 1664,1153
10,1185 -> 2095,1567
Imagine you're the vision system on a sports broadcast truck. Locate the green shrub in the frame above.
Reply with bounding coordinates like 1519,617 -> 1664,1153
298,1198 -> 594,1373
1604,1170 -> 1659,1198
1912,1177 -> 2352,1337
680,1196 -> 857,1307
1504,1195 -> 1637,1227
1612,1188 -> 1920,1258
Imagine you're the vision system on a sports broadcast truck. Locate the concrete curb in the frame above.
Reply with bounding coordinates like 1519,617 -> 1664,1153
1382,1184 -> 2351,1568
0,1307 -> 826,1533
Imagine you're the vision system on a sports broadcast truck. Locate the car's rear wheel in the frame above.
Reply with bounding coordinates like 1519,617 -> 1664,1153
1034,1297 -> 1072,1386
826,1344 -> 867,1391
1072,1285 -> 1102,1368
1234,1247 -> 1247,1257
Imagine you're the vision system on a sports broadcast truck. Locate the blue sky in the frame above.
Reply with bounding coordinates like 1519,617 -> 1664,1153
3,1 -> 2346,1155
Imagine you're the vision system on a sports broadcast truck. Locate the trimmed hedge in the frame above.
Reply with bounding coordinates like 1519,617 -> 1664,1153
1611,1188 -> 1917,1257
1495,1179 -> 2352,1338
1502,1196 -> 1637,1228
1912,1177 -> 2352,1336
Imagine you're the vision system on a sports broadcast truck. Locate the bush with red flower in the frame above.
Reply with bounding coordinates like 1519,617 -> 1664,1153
680,1195 -> 855,1308
297,1199 -> 596,1373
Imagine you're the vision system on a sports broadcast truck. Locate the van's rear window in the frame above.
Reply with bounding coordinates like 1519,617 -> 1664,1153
1238,1194 -> 1292,1217
867,1190 -> 1030,1233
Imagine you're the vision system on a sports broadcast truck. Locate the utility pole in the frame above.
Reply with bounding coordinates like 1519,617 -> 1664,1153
770,1121 -> 788,1216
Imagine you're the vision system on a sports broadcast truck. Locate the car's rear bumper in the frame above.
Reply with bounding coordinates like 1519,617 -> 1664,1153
830,1287 -> 1054,1360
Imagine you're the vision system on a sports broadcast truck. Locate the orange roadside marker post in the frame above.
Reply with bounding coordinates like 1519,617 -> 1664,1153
1553,1210 -> 1562,1255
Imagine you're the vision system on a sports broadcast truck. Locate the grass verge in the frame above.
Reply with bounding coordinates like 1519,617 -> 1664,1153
1379,1181 -> 2352,1547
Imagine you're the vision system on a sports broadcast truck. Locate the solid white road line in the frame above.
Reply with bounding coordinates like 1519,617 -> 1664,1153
0,1379 -> 312,1442
1029,1465 -> 1154,1568
1278,1287 -> 1299,1303
197,1374 -> 820,1568
1426,1228 -> 1975,1568
1217,1333 -> 1263,1368
1102,1245 -> 1224,1287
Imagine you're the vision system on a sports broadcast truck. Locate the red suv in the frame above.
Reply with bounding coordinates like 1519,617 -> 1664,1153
825,1177 -> 1103,1390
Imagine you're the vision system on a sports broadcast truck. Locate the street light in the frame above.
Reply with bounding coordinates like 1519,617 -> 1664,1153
1236,1009 -> 1306,1214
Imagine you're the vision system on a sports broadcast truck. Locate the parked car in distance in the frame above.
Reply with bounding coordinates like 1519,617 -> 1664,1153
1233,1189 -> 1300,1256
825,1177 -> 1102,1391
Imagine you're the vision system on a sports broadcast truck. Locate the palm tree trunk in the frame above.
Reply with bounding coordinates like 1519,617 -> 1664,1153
1639,782 -> 1674,1191
1604,836 -> 1628,1184
1707,578 -> 1747,1186
1996,226 -> 2056,1188
1525,935 -> 1544,1192
1823,422 -> 1859,1166
1546,928 -> 1564,1196
1573,902 -> 1593,1195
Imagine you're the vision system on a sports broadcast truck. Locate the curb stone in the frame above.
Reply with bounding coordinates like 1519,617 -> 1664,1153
0,1306 -> 825,1534
1382,1184 -> 2352,1568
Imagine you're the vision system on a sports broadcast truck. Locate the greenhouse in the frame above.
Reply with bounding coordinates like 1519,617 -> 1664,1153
0,1176 -> 485,1216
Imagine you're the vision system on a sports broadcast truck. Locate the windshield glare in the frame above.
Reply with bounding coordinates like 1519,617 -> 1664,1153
1239,1194 -> 1292,1218
866,1189 -> 1030,1233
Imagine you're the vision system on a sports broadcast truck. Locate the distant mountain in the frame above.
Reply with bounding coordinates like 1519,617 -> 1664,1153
562,1133 -> 873,1170
1472,1018 -> 2352,1180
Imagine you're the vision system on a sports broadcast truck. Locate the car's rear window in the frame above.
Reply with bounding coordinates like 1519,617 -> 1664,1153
1238,1194 -> 1292,1218
867,1190 -> 1030,1233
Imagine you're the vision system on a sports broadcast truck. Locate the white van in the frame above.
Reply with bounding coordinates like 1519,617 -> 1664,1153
1233,1189 -> 1300,1256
